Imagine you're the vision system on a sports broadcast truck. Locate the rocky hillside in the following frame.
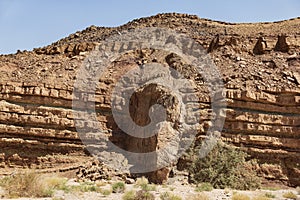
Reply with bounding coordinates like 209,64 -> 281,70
0,13 -> 299,186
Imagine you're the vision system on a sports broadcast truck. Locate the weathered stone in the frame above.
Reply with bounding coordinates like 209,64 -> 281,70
274,35 -> 289,53
293,72 -> 300,85
253,37 -> 267,55
207,34 -> 220,53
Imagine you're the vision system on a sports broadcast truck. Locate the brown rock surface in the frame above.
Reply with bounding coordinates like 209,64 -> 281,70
0,13 -> 300,186
275,35 -> 290,53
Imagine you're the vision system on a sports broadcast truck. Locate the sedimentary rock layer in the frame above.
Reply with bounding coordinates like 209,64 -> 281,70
0,13 -> 299,185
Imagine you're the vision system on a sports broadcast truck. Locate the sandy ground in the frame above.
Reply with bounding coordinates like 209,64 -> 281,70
0,180 -> 299,200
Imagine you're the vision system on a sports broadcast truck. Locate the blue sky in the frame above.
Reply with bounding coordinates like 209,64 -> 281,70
0,0 -> 300,55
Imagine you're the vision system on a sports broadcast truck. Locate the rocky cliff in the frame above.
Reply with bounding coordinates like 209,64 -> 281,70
0,13 -> 299,186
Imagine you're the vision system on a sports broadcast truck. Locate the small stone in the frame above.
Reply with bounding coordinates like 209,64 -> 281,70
287,76 -> 295,82
125,178 -> 135,184
293,72 -> 300,85
41,67 -> 48,72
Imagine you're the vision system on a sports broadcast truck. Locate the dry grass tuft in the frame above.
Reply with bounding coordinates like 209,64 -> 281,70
188,193 -> 209,200
231,193 -> 251,200
160,191 -> 182,200
0,171 -> 68,198
282,191 -> 297,200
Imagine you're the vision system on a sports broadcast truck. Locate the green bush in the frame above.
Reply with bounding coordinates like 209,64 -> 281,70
189,141 -> 261,190
112,182 -> 126,193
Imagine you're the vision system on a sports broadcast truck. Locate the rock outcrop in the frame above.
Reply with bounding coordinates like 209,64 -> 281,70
253,37 -> 268,55
0,13 -> 300,186
275,35 -> 290,53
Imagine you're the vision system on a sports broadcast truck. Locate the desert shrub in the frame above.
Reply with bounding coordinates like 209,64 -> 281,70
0,172 -> 40,198
42,176 -> 69,196
188,193 -> 209,200
52,197 -> 65,200
71,182 -> 100,193
101,189 -> 112,196
189,141 -> 261,190
123,190 -> 136,200
135,190 -> 155,200
195,182 -> 213,192
231,193 -> 250,200
142,184 -> 157,191
0,172 -> 68,198
135,177 -> 156,191
135,177 -> 149,186
282,192 -> 297,199
112,181 -> 126,193
261,187 -> 280,191
160,192 -> 182,200
252,196 -> 271,200
95,180 -> 107,187
264,192 -> 275,198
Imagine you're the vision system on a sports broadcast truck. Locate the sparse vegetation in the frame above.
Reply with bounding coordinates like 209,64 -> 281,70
135,176 -> 156,191
0,169 -> 296,200
282,191 -> 297,199
188,193 -> 209,200
0,171 -> 68,198
135,190 -> 155,200
231,193 -> 251,200
123,190 -> 136,200
160,192 -> 182,200
95,180 -> 107,187
135,177 -> 149,186
71,181 -> 99,193
252,196 -> 271,200
41,176 -> 69,196
195,182 -> 213,192
142,184 -> 157,191
123,189 -> 155,200
189,141 -> 261,190
261,187 -> 280,191
264,192 -> 275,198
101,188 -> 112,196
112,181 -> 126,193
52,197 -> 65,200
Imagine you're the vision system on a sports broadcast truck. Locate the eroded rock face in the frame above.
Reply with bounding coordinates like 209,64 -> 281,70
0,13 -> 300,186
253,37 -> 267,55
275,35 -> 289,53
